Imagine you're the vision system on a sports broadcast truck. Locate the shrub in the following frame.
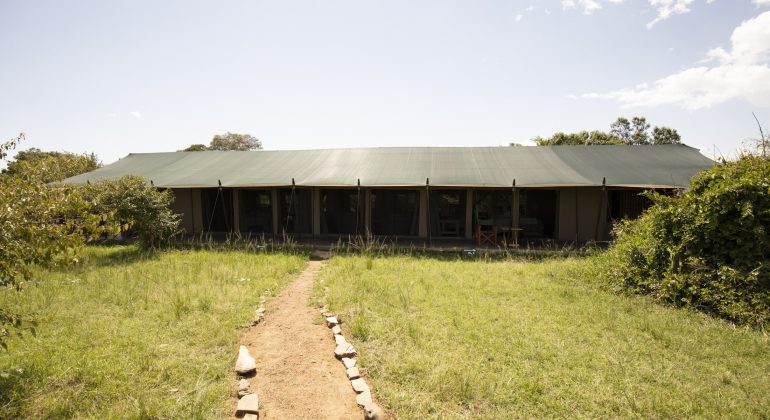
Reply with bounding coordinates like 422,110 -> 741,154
603,156 -> 770,326
0,136 -> 109,348
84,176 -> 181,249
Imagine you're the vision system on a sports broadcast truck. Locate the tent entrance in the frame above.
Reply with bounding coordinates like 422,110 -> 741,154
473,190 -> 513,239
519,189 -> 559,239
278,188 -> 312,234
430,190 -> 466,237
608,190 -> 651,221
321,189 -> 362,235
238,189 -> 273,234
202,188 -> 234,233
370,189 -> 419,237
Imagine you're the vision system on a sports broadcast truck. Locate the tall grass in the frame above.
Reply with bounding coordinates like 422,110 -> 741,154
317,255 -> 770,419
0,246 -> 306,418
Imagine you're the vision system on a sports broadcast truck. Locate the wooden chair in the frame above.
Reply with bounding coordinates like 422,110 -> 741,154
477,224 -> 497,247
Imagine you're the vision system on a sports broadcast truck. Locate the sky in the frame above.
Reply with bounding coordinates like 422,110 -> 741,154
1,0 -> 770,165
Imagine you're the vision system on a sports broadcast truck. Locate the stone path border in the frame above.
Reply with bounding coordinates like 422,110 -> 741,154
233,292 -> 268,417
321,311 -> 384,419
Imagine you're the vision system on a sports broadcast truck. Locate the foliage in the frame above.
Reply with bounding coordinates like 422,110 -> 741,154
0,246 -> 305,417
183,143 -> 208,151
533,130 -> 623,146
209,132 -> 262,150
316,255 -> 770,418
183,132 -> 262,151
83,176 -> 182,249
603,156 -> 770,326
0,135 -> 110,349
534,116 -> 682,146
652,126 -> 682,145
2,148 -> 101,183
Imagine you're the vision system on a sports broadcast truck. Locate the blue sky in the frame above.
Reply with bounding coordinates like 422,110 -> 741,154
1,0 -> 769,164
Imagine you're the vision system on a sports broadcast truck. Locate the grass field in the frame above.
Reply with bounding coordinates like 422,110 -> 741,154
0,246 -> 306,419
317,255 -> 770,419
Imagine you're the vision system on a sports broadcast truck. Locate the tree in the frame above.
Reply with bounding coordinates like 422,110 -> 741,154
536,116 -> 683,147
183,132 -> 262,151
652,126 -> 682,145
182,144 -> 208,152
0,134 -> 111,349
610,116 -> 652,145
84,176 -> 181,249
2,148 -> 101,183
533,130 -> 623,146
209,132 -> 262,151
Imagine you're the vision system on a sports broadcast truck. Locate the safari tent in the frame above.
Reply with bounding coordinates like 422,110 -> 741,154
63,145 -> 715,245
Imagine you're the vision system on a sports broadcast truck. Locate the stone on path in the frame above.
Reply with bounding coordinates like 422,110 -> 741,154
331,325 -> 342,335
256,307 -> 266,314
235,345 -> 257,374
334,334 -> 347,345
325,316 -> 339,327
243,414 -> 259,420
364,403 -> 384,420
355,390 -> 372,407
341,357 -> 356,369
238,378 -> 251,398
335,343 -> 357,358
236,393 -> 260,415
350,378 -> 369,394
346,366 -> 360,380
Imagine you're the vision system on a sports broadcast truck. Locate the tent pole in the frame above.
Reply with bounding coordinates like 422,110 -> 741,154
206,181 -> 222,234
574,187 -> 579,245
426,178 -> 431,247
356,179 -> 361,237
285,178 -> 295,237
512,179 -> 518,246
219,180 -> 231,233
594,177 -> 606,242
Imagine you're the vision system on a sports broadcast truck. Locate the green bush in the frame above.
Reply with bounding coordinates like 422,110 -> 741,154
84,176 -> 181,249
604,156 -> 770,326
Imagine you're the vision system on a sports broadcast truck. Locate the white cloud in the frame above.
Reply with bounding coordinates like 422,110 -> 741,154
106,112 -> 118,118
562,0 -> 624,15
647,0 -> 694,28
526,5 -> 535,12
515,13 -> 523,21
583,11 -> 770,110
130,111 -> 142,119
754,0 -> 770,5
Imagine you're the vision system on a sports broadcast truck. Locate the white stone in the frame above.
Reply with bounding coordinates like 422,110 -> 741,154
256,307 -> 266,314
235,345 -> 257,374
236,393 -> 259,415
243,414 -> 259,420
351,378 -> 369,393
334,334 -> 347,346
331,325 -> 342,335
364,403 -> 384,420
346,366 -> 360,380
341,357 -> 356,369
238,378 -> 250,391
355,390 -> 372,407
334,343 -> 356,358
325,316 -> 338,327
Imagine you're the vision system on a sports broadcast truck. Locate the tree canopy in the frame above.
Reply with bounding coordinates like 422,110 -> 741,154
2,148 -> 101,183
182,132 -> 262,151
534,117 -> 682,146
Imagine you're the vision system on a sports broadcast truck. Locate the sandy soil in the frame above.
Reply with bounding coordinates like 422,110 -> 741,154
236,260 -> 361,419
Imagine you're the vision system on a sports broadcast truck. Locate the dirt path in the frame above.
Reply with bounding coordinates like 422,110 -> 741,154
239,260 -> 361,419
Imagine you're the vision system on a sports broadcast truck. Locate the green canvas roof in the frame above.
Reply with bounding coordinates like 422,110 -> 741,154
62,145 -> 715,189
